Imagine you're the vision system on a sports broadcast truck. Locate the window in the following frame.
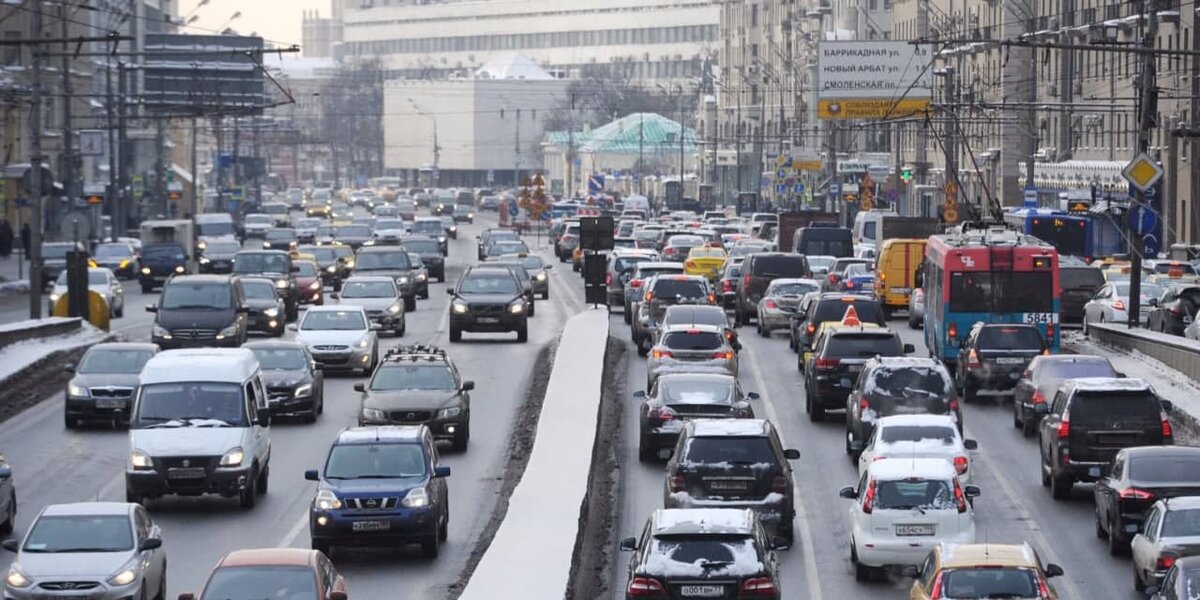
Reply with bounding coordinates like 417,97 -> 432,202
948,271 -> 1054,313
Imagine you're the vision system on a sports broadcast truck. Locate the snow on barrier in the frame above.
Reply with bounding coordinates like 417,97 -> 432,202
0,317 -> 82,350
1086,322 -> 1200,382
460,309 -> 609,600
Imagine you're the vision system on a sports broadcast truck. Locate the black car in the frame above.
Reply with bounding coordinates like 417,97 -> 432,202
791,293 -> 887,365
261,228 -> 298,252
137,242 -> 190,293
148,275 -> 249,349
718,261 -> 742,309
1094,446 -> 1200,554
40,242 -> 83,289
620,508 -> 783,599
663,419 -> 800,543
1059,259 -> 1105,323
232,250 -> 299,320
734,253 -> 811,326
1040,377 -> 1174,500
245,340 -> 325,422
635,373 -> 755,461
448,266 -> 529,343
955,323 -> 1046,402
411,218 -> 449,254
400,236 -> 446,282
1148,285 -> 1200,335
92,242 -> 138,279
1146,555 -> 1200,599
237,276 -> 286,336
804,326 -> 911,421
477,228 -> 519,261
64,342 -> 159,428
1013,354 -> 1119,437
354,345 -> 474,451
844,357 -> 959,457
488,260 -> 537,317
335,224 -> 373,250
354,247 -> 419,311
198,240 -> 242,274
452,204 -> 474,223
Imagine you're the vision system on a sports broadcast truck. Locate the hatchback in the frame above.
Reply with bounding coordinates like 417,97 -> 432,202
646,324 -> 738,391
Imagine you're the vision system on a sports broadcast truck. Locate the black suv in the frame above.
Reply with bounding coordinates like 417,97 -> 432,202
64,342 -> 159,428
1039,377 -> 1174,500
245,340 -> 324,422
791,293 -> 887,363
632,275 -> 714,355
845,357 -> 959,457
232,250 -> 299,320
198,240 -> 242,274
262,228 -> 297,251
137,242 -> 190,293
354,345 -> 474,451
803,325 -> 912,421
620,508 -> 784,599
1094,446 -> 1200,555
148,275 -> 249,349
663,419 -> 800,544
635,373 -> 756,461
956,323 -> 1046,402
447,266 -> 529,343
355,246 -> 419,311
1059,257 -> 1104,323
400,236 -> 446,282
734,253 -> 811,326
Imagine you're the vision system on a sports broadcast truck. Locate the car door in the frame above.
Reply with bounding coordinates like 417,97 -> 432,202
134,507 -> 165,592
1041,391 -> 1069,465
1094,454 -> 1124,534
1132,505 -> 1162,578
910,551 -> 939,600
247,377 -> 269,465
1085,285 -> 1109,322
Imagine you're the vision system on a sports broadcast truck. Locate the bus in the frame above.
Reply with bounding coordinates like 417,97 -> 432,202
923,226 -> 1061,367
1002,208 -> 1094,261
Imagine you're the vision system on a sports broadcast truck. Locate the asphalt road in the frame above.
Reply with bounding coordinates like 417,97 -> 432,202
610,308 -> 1144,599
0,210 -> 588,598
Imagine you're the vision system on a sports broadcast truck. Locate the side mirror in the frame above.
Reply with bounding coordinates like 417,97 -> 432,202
769,536 -> 790,551
329,293 -> 339,300
237,306 -> 250,314
544,264 -> 553,269
632,390 -> 647,399
64,363 -> 76,373
287,323 -> 298,331
964,485 -> 982,499
783,449 -> 801,460
256,408 -> 271,426
353,383 -> 366,393
304,469 -> 319,481
838,485 -> 858,500
145,304 -> 158,313
329,592 -> 348,600
177,595 -> 196,600
903,343 -> 916,354
619,537 -> 638,552
1162,400 -> 1174,412
1149,297 -> 1160,307
434,465 -> 451,478
1,539 -> 17,552
0,465 -> 10,480
446,288 -> 455,296
900,565 -> 920,578
1115,371 -> 1127,378
139,538 -> 163,551
964,439 -> 979,451
747,392 -> 761,400
462,380 -> 475,392
1045,563 -> 1064,578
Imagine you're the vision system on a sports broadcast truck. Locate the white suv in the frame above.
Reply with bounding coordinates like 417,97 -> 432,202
839,457 -> 979,582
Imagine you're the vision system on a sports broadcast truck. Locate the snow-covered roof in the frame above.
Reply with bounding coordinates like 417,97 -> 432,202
1065,376 -> 1154,392
876,414 -> 961,430
141,349 -> 259,385
652,508 -> 756,535
474,53 -> 554,80
871,356 -> 947,369
766,278 -> 821,289
1165,496 -> 1200,511
867,457 -> 957,481
690,419 -> 768,438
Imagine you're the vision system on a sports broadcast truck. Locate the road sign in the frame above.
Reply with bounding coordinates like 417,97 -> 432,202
508,201 -> 518,217
793,183 -> 804,194
775,184 -> 787,194
776,169 -> 787,180
900,166 -> 913,182
78,130 -> 104,156
131,176 -> 145,199
1023,186 -> 1038,208
1123,153 -> 1164,191
943,179 -> 957,202
230,186 -> 245,201
167,191 -> 181,202
587,174 -> 605,194
22,165 -> 54,198
817,41 -> 933,120
775,155 -> 789,168
533,173 -> 545,188
86,194 -> 103,205
1130,204 -> 1158,236
944,207 -> 959,223
861,173 -> 875,191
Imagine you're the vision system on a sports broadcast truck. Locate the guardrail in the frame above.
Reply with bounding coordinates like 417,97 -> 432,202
0,317 -> 82,350
1087,322 -> 1200,382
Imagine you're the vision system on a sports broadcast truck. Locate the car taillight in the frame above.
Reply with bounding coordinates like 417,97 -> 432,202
1046,322 -> 1055,343
630,279 -> 643,288
648,407 -> 676,422
628,576 -> 667,597
722,280 -> 733,292
684,260 -> 695,269
948,322 -> 958,343
1031,390 -> 1045,405
967,349 -> 981,369
1163,412 -> 1174,438
771,475 -> 788,494
1119,487 -> 1155,500
862,480 -> 876,514
605,273 -> 612,286
1113,299 -> 1126,312
644,291 -> 654,302
828,273 -> 839,284
816,357 -> 840,369
668,475 -> 685,493
744,274 -> 751,287
954,456 -> 969,475
712,351 -> 734,360
858,396 -> 870,412
806,323 -> 816,336
929,572 -> 944,599
1158,554 -> 1178,570
1036,575 -> 1051,600
740,577 -> 778,596
954,479 -> 968,513
845,280 -> 856,289
1057,417 -> 1070,439
766,299 -> 778,309
651,350 -> 673,359
708,293 -> 717,304
948,398 -> 959,412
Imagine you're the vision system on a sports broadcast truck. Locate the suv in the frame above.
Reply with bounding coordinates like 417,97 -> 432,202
845,357 -> 960,457
909,543 -> 1064,600
1039,377 -> 1174,500
1013,354 -> 1120,437
1060,257 -> 1105,323
354,246 -> 419,311
126,349 -> 272,508
632,274 -> 714,354
804,325 -> 912,421
137,242 -> 190,293
306,426 -> 451,558
232,250 -> 299,321
619,508 -> 784,599
400,236 -> 446,282
735,253 -> 811,325
956,323 -> 1046,402
411,218 -> 449,254
354,345 -> 474,451
64,342 -> 159,428
622,262 -> 685,324
149,275 -> 248,349
447,266 -> 529,343
792,294 -> 887,359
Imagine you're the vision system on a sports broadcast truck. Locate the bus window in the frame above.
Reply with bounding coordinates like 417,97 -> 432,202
949,272 -> 1054,313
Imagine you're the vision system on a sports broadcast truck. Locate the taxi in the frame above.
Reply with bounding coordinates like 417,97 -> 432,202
683,245 -> 728,281
908,543 -> 1064,599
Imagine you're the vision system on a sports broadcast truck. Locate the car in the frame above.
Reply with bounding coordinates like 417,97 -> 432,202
261,202 -> 291,227
856,415 -> 976,484
295,217 -> 323,243
245,340 -> 325,422
1083,281 -> 1163,332
479,195 -> 500,211
485,239 -> 530,261
294,260 -> 324,305
840,458 -> 980,582
136,241 -> 190,293
645,323 -> 739,391
1012,354 -> 1120,436
634,373 -> 756,461
306,426 -> 451,558
180,548 -> 347,600
354,246 -> 420,311
448,266 -> 530,343
93,242 -> 138,279
233,250 -> 299,321
908,543 -> 1065,600
334,224 -> 373,249
148,275 -> 248,349
1059,257 -> 1106,323
1131,497 -> 1200,591
406,252 -> 432,299
64,342 -> 159,428
371,218 -> 409,246
756,278 -> 820,337
0,502 -> 167,600
1039,377 -> 1174,500
501,253 -> 551,299
400,236 -> 446,282
262,227 -> 298,251
299,244 -> 351,291
314,224 -> 338,245
661,234 -> 705,263
410,217 -> 449,253
655,304 -> 739,351
908,287 -> 925,329
554,221 -> 581,261
605,249 -> 660,308
735,253 -> 811,326
47,267 -> 125,317
682,245 -> 727,281
354,345 -> 474,451
837,263 -> 875,293
333,276 -> 406,336
396,198 -> 418,220
619,508 -> 784,599
1095,446 -> 1200,557
477,229 -> 519,262
622,262 -> 685,325
0,453 -> 12,534
330,203 -> 354,221
821,257 -> 872,291
126,349 -> 272,507
845,357 -> 961,457
786,291 -> 821,350
488,260 -> 537,317
804,323 -> 912,421
717,261 -> 743,309
293,305 -> 380,375
1145,555 -> 1200,599
1148,285 -> 1200,335
955,322 -> 1046,402
243,213 -> 273,238
198,240 -> 241,274
632,274 -> 715,354
438,215 -> 458,240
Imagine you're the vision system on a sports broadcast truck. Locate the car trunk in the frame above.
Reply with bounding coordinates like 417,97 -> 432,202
667,403 -> 737,420
660,332 -> 726,364
678,461 -> 779,501
1070,393 -> 1165,462
871,479 -> 963,541
870,394 -> 954,418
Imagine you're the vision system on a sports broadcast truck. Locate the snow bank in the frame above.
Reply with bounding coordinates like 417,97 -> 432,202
0,321 -> 107,381
0,278 -> 28,294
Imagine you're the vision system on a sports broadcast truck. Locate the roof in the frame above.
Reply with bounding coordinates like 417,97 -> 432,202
690,419 -> 770,438
937,543 -> 1040,569
84,342 -> 158,352
242,340 -> 308,351
551,112 -> 697,155
867,457 -> 958,481
474,53 -> 555,80
1164,496 -> 1200,510
651,508 -> 756,536
635,262 -> 685,271
219,548 -> 316,568
875,414 -> 960,429
305,304 -> 368,314
342,275 -> 398,284
1064,377 -> 1154,392
41,502 -> 132,517
1033,354 -> 1112,365
335,425 -> 426,444
870,356 -> 945,369
1123,446 -> 1200,459
766,278 -> 821,288
656,372 -> 737,386
660,323 -> 725,335
140,349 -> 259,385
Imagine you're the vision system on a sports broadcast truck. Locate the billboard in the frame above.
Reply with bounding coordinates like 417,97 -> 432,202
142,34 -> 266,115
818,42 -> 932,120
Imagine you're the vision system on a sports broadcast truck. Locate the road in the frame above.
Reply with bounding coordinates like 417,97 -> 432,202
0,211 -> 588,598
611,310 -> 1142,599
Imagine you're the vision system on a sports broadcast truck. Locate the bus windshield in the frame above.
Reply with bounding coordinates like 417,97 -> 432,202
1029,217 -> 1088,257
948,271 -> 1054,313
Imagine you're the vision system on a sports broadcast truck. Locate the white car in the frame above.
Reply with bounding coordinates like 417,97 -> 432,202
243,213 -> 272,239
1083,281 -> 1163,333
908,287 -> 925,329
839,458 -> 979,581
295,217 -> 323,242
806,255 -> 836,277
292,305 -> 379,375
48,267 -> 124,318
1131,497 -> 1200,591
856,415 -> 979,484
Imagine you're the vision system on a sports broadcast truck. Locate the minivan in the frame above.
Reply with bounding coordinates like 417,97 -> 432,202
148,275 -> 248,349
874,238 -> 926,318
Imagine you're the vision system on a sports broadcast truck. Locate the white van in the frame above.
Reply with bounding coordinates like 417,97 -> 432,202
194,213 -> 238,249
624,195 -> 651,215
126,349 -> 272,508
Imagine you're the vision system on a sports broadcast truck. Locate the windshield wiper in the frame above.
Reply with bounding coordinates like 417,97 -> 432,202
57,547 -> 121,553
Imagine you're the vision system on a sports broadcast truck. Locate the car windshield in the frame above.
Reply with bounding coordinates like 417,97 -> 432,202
1115,283 -> 1165,299
376,219 -> 406,231
134,382 -> 245,427
667,236 -> 703,247
265,229 -> 295,241
413,221 -> 442,234
751,256 -> 808,277
844,264 -> 872,277
325,443 -> 427,479
636,267 -> 684,280
770,282 -> 820,296
867,366 -> 951,397
57,270 -> 110,285
489,242 -> 528,255
95,244 -> 132,259
808,256 -> 836,272
1155,263 -> 1197,274
244,215 -> 271,225
683,437 -> 777,465
977,326 -> 1045,351
304,248 -> 336,263
302,310 -> 366,331
341,281 -> 396,298
317,226 -> 336,237
940,568 -> 1039,599
663,309 -> 727,328
233,254 -> 288,274
454,205 -> 472,213
198,221 -> 236,236
874,478 -> 955,510
1131,456 -> 1200,483
662,331 -> 724,351
143,245 -> 185,260
370,364 -> 456,390
204,242 -> 241,254
614,256 -> 653,273
662,379 -> 734,404
297,218 -> 321,228
23,515 -> 133,553
879,424 -> 956,444
294,262 -> 318,277
78,348 -> 155,374
402,240 -> 439,254
827,334 -> 902,358
241,281 -> 276,300
250,348 -> 308,370
648,535 -> 758,574
459,275 -> 518,295
495,264 -> 529,280
160,283 -> 232,309
200,566 -> 316,600
653,280 -> 707,300
339,225 -> 370,237
262,204 -> 287,214
356,251 -> 410,270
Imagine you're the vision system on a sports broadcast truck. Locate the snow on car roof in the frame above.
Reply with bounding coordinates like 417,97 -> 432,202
652,508 -> 756,535
766,278 -> 821,289
1165,496 -> 1200,511
875,414 -> 960,429
690,419 -> 768,437
661,323 -> 725,334
871,356 -> 945,369
1065,376 -> 1154,392
867,457 -> 957,481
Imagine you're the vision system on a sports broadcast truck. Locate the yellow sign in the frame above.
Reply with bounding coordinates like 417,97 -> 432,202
943,207 -> 959,223
944,180 -> 958,204
861,173 -> 875,191
793,160 -> 822,171
1122,153 -> 1164,191
86,195 -> 103,205
818,98 -> 930,120
775,155 -> 788,168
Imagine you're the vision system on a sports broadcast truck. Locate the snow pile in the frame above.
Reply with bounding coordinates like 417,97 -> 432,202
0,321 -> 107,381
1067,332 -> 1200,423
0,278 -> 28,294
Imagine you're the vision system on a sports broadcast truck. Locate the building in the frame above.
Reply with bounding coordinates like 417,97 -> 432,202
301,4 -> 344,59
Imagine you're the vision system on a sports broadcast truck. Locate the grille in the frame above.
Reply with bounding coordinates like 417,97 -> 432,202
267,387 -> 293,402
39,581 -> 101,591
388,410 -> 432,423
173,328 -> 216,339
469,304 -> 505,314
345,497 -> 398,510
313,345 -> 348,351
158,456 -> 217,470
89,387 -> 133,399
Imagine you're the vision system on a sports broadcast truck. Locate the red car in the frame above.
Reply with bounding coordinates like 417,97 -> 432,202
180,548 -> 347,600
295,260 -> 324,305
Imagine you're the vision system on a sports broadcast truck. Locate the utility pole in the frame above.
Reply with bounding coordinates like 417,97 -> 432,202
154,118 -> 166,216
28,4 -> 45,319
252,119 -> 262,207
57,3 -> 74,236
941,67 -> 959,210
106,60 -> 117,242
638,113 -> 644,195
513,108 -> 521,187
677,88 -> 685,188
1024,0 -> 1038,193
915,0 -> 929,186
117,62 -> 129,232
190,117 -> 199,216
1127,0 -> 1158,328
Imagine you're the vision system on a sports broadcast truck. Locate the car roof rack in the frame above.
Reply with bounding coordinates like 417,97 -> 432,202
383,344 -> 448,362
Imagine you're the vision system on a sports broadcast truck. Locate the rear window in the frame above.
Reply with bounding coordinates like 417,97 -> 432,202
941,568 -> 1039,599
812,299 -> 885,324
1040,359 -> 1115,380
750,256 -> 809,277
683,436 -> 777,465
652,279 -> 707,300
1071,391 -> 1161,426
826,333 -> 903,358
1130,456 -> 1200,483
879,425 -> 956,444
1154,263 -> 1197,274
874,479 -> 954,510
867,366 -> 951,397
664,309 -> 727,329
1060,266 -> 1104,291
662,331 -> 724,351
1162,508 -> 1200,537
976,326 -> 1045,350
614,256 -> 652,273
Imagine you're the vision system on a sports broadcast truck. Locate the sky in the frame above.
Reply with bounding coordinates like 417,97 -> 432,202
176,0 -> 328,51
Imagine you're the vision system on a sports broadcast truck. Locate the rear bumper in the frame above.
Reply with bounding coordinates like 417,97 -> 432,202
855,530 -> 975,567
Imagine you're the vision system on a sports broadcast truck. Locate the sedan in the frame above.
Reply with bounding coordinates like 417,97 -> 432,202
1095,446 -> 1200,554
1083,282 -> 1163,332
1012,354 -> 1119,436
92,242 -> 138,279
1132,497 -> 1200,592
501,253 -> 551,299
180,548 -> 346,600
634,373 -> 755,461
645,324 -> 738,391
333,276 -> 406,336
48,268 -> 125,318
292,305 -> 379,375
0,453 -> 14,534
64,342 -> 159,427
907,287 -> 925,329
1147,285 -> 1200,335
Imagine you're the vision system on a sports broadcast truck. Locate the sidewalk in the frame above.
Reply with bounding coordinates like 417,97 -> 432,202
0,253 -> 29,294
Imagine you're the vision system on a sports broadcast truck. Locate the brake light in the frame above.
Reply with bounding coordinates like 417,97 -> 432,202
771,475 -> 788,494
806,323 -> 816,336
648,407 -> 676,422
929,572 -> 944,599
740,577 -> 778,596
1046,322 -> 1055,343
708,293 -> 717,304
668,475 -> 685,493
651,349 -> 673,359
1117,487 -> 1156,501
766,299 -> 778,309
1057,417 -> 1070,439
712,351 -> 735,360
828,273 -> 839,284
606,273 -> 612,286
744,274 -> 751,287
862,480 -> 876,513
644,291 -> 654,302
954,479 -> 968,513
628,576 -> 667,597
948,398 -> 959,412
630,279 -> 643,288
685,260 -> 695,269
722,280 -> 734,292
879,271 -> 886,283
948,322 -> 958,343
859,396 -> 870,412
816,357 -> 840,369
1157,555 -> 1178,570
967,349 -> 980,369
1031,390 -> 1046,405
845,280 -> 857,289
1113,299 -> 1126,312
1163,414 -> 1174,438
954,456 -> 969,475
1036,575 -> 1051,600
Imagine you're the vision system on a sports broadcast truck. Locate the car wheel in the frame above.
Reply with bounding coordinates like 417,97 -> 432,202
909,313 -> 920,329
64,411 -> 76,429
449,326 -> 462,342
963,383 -> 977,404
239,469 -> 258,508
452,422 -> 470,452
421,532 -> 440,559
1109,517 -> 1127,556
844,429 -> 855,456
311,539 -> 331,557
1050,470 -> 1073,500
808,394 -> 825,422
1041,453 -> 1051,487
638,436 -> 655,462
636,341 -> 649,357
851,544 -> 872,582
1022,417 -> 1036,438
420,288 -> 430,300
1083,317 -> 1090,336
516,323 -> 529,343
882,306 -> 893,321
395,323 -> 406,337
438,508 -> 449,542
141,283 -> 153,294
528,302 -> 536,318
404,296 -> 417,312
1012,403 -> 1023,429
541,290 -> 549,300
115,303 -> 124,318
154,571 -> 166,600
623,308 -> 632,324
1096,507 -> 1109,539
0,490 -> 14,534
257,464 -> 269,495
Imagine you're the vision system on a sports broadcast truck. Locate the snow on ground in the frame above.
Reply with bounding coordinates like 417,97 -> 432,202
0,321 -> 107,381
0,316 -> 77,334
0,278 -> 29,294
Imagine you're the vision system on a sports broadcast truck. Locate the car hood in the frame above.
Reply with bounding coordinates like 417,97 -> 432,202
297,329 -> 368,346
261,369 -> 311,388
325,476 -> 425,495
71,372 -> 140,389
18,551 -> 131,579
338,297 -> 396,311
364,390 -> 460,411
457,293 -> 520,304
244,298 -> 279,310
131,427 -> 244,457
157,308 -> 236,329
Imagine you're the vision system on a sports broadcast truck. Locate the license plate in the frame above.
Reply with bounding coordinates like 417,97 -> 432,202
895,524 -> 935,536
995,357 -> 1026,364
352,520 -> 391,532
680,585 -> 725,597
707,480 -> 748,491
1099,433 -> 1137,445
167,467 -> 206,480
478,317 -> 500,324
1023,312 -> 1057,324
890,287 -> 911,294
96,398 -> 124,409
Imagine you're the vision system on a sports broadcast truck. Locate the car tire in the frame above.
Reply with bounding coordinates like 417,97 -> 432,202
452,422 -> 470,452
851,544 -> 872,582
257,465 -> 269,495
141,283 -> 153,294
115,303 -> 124,318
1096,507 -> 1109,539
404,296 -> 417,312
438,508 -> 449,542
0,490 -> 14,535
1041,454 -> 1051,487
844,429 -> 855,456
638,437 -> 654,462
1012,404 -> 1023,429
395,323 -> 406,337
528,302 -> 536,318
624,308 -> 632,325
64,411 -> 77,429
1110,517 -> 1127,556
449,326 -> 462,343
1082,317 -> 1090,336
1050,470 -> 1073,500
239,469 -> 258,508
421,532 -> 440,559
909,313 -> 920,329
757,319 -> 768,337
963,383 -> 978,404
882,306 -> 893,321
154,572 -> 166,600
286,301 -> 299,322
311,539 -> 331,557
420,288 -> 430,300
542,290 -> 549,300
516,322 -> 529,343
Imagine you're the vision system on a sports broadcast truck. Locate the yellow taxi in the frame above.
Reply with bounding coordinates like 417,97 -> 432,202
305,204 -> 331,218
684,245 -> 728,281
874,238 -> 925,316
908,543 -> 1064,600
572,245 -> 584,271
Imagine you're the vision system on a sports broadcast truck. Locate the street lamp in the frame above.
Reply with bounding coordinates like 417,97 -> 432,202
408,98 -> 440,187
218,11 -> 242,31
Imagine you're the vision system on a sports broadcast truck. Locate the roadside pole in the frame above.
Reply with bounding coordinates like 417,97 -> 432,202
1127,0 -> 1158,328
28,6 -> 44,319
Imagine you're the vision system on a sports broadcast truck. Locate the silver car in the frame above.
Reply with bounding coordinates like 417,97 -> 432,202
908,287 -> 925,329
645,323 -> 739,391
292,305 -> 379,375
48,268 -> 125,318
2,502 -> 166,600
756,278 -> 821,336
334,276 -> 406,336
1083,281 -> 1163,333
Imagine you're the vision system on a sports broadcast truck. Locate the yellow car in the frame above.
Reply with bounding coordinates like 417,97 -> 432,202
572,245 -> 584,272
908,543 -> 1064,599
684,246 -> 728,281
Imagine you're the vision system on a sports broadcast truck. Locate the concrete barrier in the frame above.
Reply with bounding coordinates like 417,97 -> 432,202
0,317 -> 82,350
460,309 -> 609,600
1088,322 -> 1200,382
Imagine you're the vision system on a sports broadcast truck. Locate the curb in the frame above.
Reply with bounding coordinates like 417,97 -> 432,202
0,332 -> 117,424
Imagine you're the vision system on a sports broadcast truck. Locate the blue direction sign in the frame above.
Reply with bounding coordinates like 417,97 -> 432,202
793,183 -> 804,195
1130,204 -> 1158,236
775,184 -> 787,194
588,174 -> 606,194
508,201 -> 519,217
230,186 -> 245,202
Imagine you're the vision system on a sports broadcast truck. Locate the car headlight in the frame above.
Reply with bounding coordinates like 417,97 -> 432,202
217,324 -> 239,338
397,276 -> 409,284
264,307 -> 279,318
535,272 -> 547,281
401,486 -> 430,508
345,259 -> 355,268
262,241 -> 271,249
450,226 -> 457,233
5,566 -> 31,588
174,265 -> 185,273
315,489 -> 342,510
119,259 -> 130,268
308,281 -> 321,291
219,447 -> 244,467
294,383 -> 313,398
468,213 -> 475,219
275,279 -> 289,289
437,406 -> 462,419
199,257 -> 211,264
361,407 -> 386,421
364,240 -> 376,246
107,557 -> 141,586
438,236 -> 447,243
452,301 -> 468,314
68,383 -> 88,397
509,300 -> 526,314
140,267 -> 151,275
130,449 -> 153,470
326,265 -> 336,273
49,292 -> 60,303
387,302 -> 402,314
417,273 -> 427,281
152,324 -> 171,339
197,240 -> 207,250
357,336 -> 370,348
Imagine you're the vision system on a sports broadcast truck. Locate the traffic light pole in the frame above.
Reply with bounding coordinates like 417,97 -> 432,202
1127,0 -> 1158,329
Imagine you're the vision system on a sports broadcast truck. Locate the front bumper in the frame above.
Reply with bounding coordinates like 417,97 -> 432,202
267,390 -> 318,416
451,311 -> 526,332
310,506 -> 438,546
4,576 -> 146,600
65,395 -> 132,421
126,464 -> 253,498
311,347 -> 374,371
359,412 -> 465,441
811,372 -> 858,408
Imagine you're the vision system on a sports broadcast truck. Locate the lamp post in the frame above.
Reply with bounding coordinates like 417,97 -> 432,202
408,98 -> 440,187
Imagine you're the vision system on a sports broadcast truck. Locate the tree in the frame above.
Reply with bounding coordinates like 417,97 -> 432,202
319,57 -> 386,184
543,64 -> 675,132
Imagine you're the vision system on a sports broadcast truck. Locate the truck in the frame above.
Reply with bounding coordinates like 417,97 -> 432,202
852,211 -> 942,249
137,220 -> 197,293
775,211 -> 840,253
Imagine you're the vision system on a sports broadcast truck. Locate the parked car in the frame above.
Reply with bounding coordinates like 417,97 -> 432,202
845,357 -> 960,457
635,373 -> 755,461
180,548 -> 346,600
1096,446 -> 1200,557
64,342 -> 159,428
1012,354 -> 1120,436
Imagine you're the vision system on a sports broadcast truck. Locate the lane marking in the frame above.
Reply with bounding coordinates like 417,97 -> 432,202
279,510 -> 310,548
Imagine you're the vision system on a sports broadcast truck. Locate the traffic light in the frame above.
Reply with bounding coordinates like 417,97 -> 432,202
900,166 -> 913,183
